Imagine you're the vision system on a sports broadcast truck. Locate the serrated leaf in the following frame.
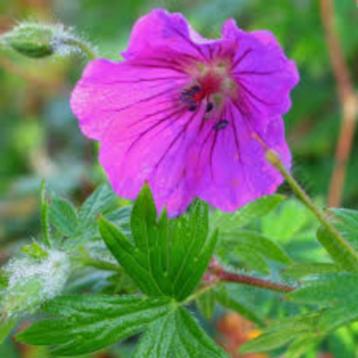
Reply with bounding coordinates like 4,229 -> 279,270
17,295 -> 172,356
78,184 -> 118,229
134,307 -> 227,358
99,185 -> 217,301
211,194 -> 284,232
288,273 -> 358,305
49,197 -> 78,237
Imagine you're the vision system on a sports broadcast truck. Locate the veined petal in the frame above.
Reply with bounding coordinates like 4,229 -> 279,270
123,8 -> 214,62
99,104 -> 206,215
222,19 -> 299,118
189,101 -> 291,212
70,59 -> 188,140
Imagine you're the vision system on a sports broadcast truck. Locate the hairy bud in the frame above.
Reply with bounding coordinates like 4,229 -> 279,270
2,22 -> 96,59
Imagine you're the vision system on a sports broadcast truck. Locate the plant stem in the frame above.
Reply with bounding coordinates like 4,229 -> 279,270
40,180 -> 51,247
62,37 -> 97,60
320,0 -> 358,207
266,150 -> 358,271
216,270 -> 294,293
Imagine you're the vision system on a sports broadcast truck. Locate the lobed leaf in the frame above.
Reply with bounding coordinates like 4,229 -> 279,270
99,185 -> 217,301
17,295 -> 172,356
49,196 -> 78,237
133,307 -> 227,358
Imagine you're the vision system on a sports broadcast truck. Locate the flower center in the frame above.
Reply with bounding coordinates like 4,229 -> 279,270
181,60 -> 237,113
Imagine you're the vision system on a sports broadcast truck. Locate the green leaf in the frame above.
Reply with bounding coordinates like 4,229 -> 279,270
211,194 -> 284,231
219,230 -> 291,273
0,318 -> 17,344
283,262 -> 340,279
330,208 -> 358,251
316,226 -> 358,271
288,273 -> 358,306
261,199 -> 316,242
134,307 -> 227,358
215,287 -> 264,327
40,180 -> 50,246
285,335 -> 318,358
240,314 -> 319,354
49,196 -> 78,237
196,290 -> 216,320
17,295 -> 172,356
21,242 -> 48,260
99,185 -> 217,301
78,184 -> 118,229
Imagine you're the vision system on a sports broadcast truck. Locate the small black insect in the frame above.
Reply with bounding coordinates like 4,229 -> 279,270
206,102 -> 214,113
213,119 -> 229,131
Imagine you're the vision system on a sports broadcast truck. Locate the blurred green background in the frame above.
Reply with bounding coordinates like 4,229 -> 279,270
0,0 -> 357,357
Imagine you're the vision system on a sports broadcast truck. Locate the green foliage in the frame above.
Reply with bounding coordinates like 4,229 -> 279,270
134,307 -> 226,358
17,295 -> 173,355
240,313 -> 321,355
16,185 -> 225,357
331,208 -> 358,250
214,195 -> 292,274
49,197 -> 78,237
100,185 -> 218,301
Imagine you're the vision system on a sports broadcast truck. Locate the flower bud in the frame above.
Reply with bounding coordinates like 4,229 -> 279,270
4,23 -> 54,58
3,22 -> 96,59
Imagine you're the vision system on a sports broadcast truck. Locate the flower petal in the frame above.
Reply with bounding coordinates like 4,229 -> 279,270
123,8 -> 213,61
99,104 -> 206,215
222,19 -> 299,118
70,59 -> 188,140
188,101 -> 291,212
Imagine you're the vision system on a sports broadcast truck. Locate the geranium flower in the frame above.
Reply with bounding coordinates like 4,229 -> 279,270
71,9 -> 299,216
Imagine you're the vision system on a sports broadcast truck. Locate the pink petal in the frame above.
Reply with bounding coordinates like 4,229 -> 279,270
71,59 -> 187,140
222,19 -> 299,119
123,8 -> 214,62
188,101 -> 291,212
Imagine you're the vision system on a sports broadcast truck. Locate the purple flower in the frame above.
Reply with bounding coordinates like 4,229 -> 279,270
71,9 -> 299,216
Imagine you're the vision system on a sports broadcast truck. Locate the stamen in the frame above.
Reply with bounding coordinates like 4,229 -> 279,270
213,119 -> 229,131
180,84 -> 203,112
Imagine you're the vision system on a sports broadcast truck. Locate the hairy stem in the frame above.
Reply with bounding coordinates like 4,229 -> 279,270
266,150 -> 358,271
320,0 -> 358,207
216,270 -> 294,293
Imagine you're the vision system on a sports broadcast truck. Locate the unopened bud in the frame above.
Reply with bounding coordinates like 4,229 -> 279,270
3,22 -> 96,59
4,23 -> 54,58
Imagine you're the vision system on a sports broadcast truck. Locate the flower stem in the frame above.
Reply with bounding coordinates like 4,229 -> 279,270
266,150 -> 358,271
